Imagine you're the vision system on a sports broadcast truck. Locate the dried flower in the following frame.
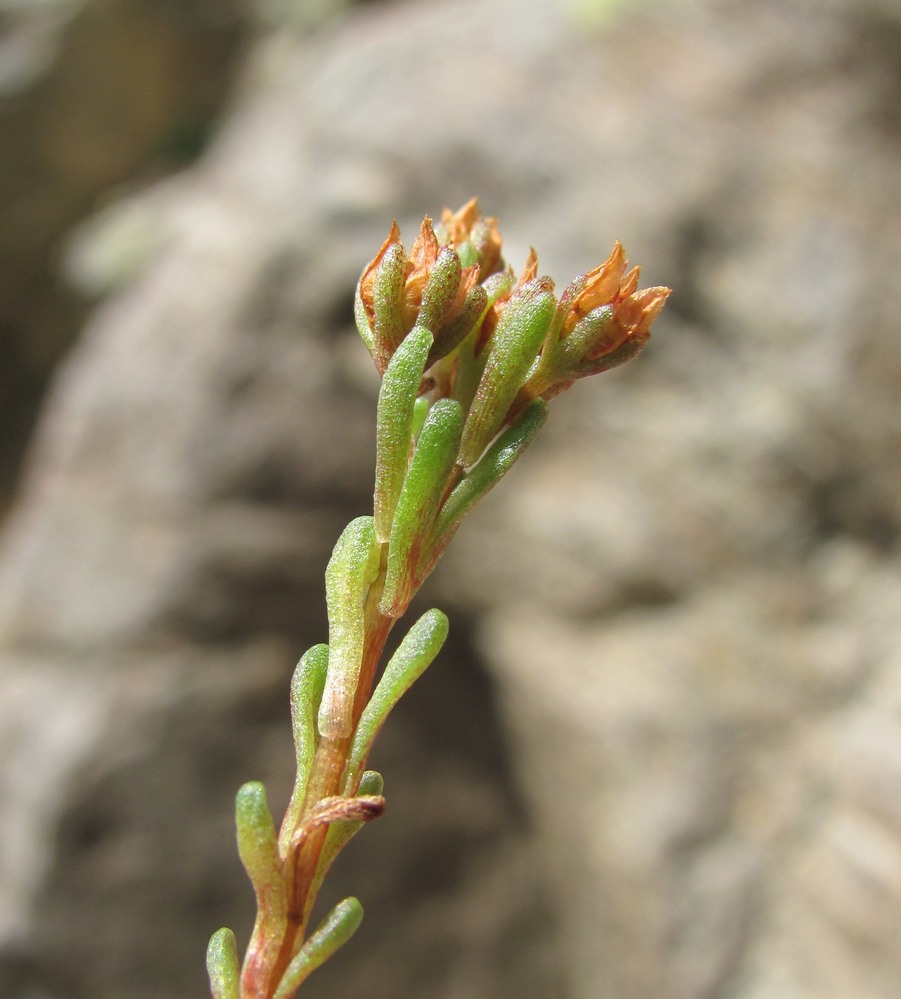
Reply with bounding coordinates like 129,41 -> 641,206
515,241 -> 671,407
355,207 -> 493,375
437,197 -> 504,276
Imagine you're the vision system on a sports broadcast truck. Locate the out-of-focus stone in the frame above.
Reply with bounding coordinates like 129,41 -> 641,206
0,0 -> 899,996
0,0 -> 248,508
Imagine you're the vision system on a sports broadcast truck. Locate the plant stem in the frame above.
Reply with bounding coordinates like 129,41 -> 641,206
262,550 -> 395,997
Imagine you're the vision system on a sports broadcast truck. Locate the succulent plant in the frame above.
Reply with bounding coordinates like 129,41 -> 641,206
207,200 -> 669,999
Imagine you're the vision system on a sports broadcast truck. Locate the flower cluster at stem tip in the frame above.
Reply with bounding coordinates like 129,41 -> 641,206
355,197 -> 670,454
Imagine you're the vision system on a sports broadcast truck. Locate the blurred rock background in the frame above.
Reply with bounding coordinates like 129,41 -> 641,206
1,0 -> 899,997
0,0 -> 248,509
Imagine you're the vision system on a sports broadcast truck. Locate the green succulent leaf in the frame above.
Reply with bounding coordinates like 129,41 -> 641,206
319,517 -> 381,739
373,242 -> 407,367
272,897 -> 364,999
427,283 -> 488,367
452,270 -> 514,414
458,283 -> 556,467
417,246 -> 462,333
577,330 -> 650,377
346,609 -> 448,787
235,782 -> 287,984
380,401 -> 463,617
424,399 -> 548,576
353,285 -> 376,357
411,395 -> 431,441
375,327 -> 434,543
206,928 -> 240,999
278,643 -> 330,858
561,304 -> 615,364
236,782 -> 284,903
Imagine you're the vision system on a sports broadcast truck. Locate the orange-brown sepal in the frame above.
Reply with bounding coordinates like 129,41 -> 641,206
439,198 -> 504,276
519,243 -> 670,402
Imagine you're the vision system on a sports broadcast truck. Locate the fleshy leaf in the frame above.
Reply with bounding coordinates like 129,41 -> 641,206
374,327 -> 434,543
452,269 -> 514,414
427,283 -> 488,367
417,246 -> 462,334
380,401 -> 463,618
424,399 -> 548,577
353,286 -> 376,357
278,644 -> 329,858
235,782 -> 287,994
345,609 -> 448,788
372,242 -> 408,372
561,304 -> 615,364
206,928 -> 240,999
319,517 -> 381,739
411,395 -> 431,441
458,283 -> 556,467
272,897 -> 365,999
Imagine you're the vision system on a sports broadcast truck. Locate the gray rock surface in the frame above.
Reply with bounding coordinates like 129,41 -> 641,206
0,0 -> 247,506
1,0 -> 900,996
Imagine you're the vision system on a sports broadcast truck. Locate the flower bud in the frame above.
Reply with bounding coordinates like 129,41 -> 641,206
562,241 -> 627,333
569,285 -> 670,383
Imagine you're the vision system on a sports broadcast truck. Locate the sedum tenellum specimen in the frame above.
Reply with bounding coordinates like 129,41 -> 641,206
206,199 -> 670,999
